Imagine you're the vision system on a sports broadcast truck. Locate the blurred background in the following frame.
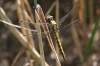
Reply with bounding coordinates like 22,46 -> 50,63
0,0 -> 100,66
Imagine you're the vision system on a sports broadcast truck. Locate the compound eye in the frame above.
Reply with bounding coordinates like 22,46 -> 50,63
50,16 -> 53,20
46,15 -> 51,19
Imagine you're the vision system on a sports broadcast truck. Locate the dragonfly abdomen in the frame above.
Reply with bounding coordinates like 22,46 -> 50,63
54,32 -> 66,61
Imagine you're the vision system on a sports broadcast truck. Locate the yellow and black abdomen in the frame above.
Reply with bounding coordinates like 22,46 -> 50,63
51,20 -> 66,60
54,32 -> 66,60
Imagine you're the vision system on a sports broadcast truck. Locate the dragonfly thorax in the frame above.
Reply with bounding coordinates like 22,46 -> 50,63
46,15 -> 58,32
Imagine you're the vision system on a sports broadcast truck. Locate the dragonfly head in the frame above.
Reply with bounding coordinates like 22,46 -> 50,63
46,15 -> 53,23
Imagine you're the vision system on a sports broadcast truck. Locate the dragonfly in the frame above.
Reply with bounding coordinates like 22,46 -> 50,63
46,15 -> 80,60
46,15 -> 67,60
0,5 -> 80,61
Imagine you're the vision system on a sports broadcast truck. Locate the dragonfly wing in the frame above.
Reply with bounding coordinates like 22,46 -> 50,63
58,5 -> 79,26
19,21 -> 50,29
0,19 -> 50,39
58,19 -> 80,36
32,31 -> 50,38
19,20 -> 51,34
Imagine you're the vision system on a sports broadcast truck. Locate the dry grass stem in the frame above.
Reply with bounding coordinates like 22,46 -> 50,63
11,48 -> 25,66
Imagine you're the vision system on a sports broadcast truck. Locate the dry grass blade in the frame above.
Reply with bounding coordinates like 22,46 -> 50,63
78,0 -> 88,46
35,4 -> 61,66
16,0 -> 26,35
16,1 -> 35,65
24,0 -> 35,22
24,11 -> 35,26
89,0 -> 94,26
11,48 -> 25,66
55,0 -> 60,65
16,0 -> 35,47
0,7 -> 49,66
45,1 -> 56,17
0,19 -> 37,32
35,9 -> 45,66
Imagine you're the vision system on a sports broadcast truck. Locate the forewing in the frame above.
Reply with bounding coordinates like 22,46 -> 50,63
19,21 -> 51,38
58,5 -> 79,27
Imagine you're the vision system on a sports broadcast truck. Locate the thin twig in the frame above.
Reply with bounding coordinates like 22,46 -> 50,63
11,48 -> 25,66
20,1 -> 34,66
55,0 -> 60,65
88,0 -> 94,26
45,1 -> 56,17
24,0 -> 35,23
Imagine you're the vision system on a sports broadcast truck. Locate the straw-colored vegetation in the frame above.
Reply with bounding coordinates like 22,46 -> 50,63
0,0 -> 100,66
